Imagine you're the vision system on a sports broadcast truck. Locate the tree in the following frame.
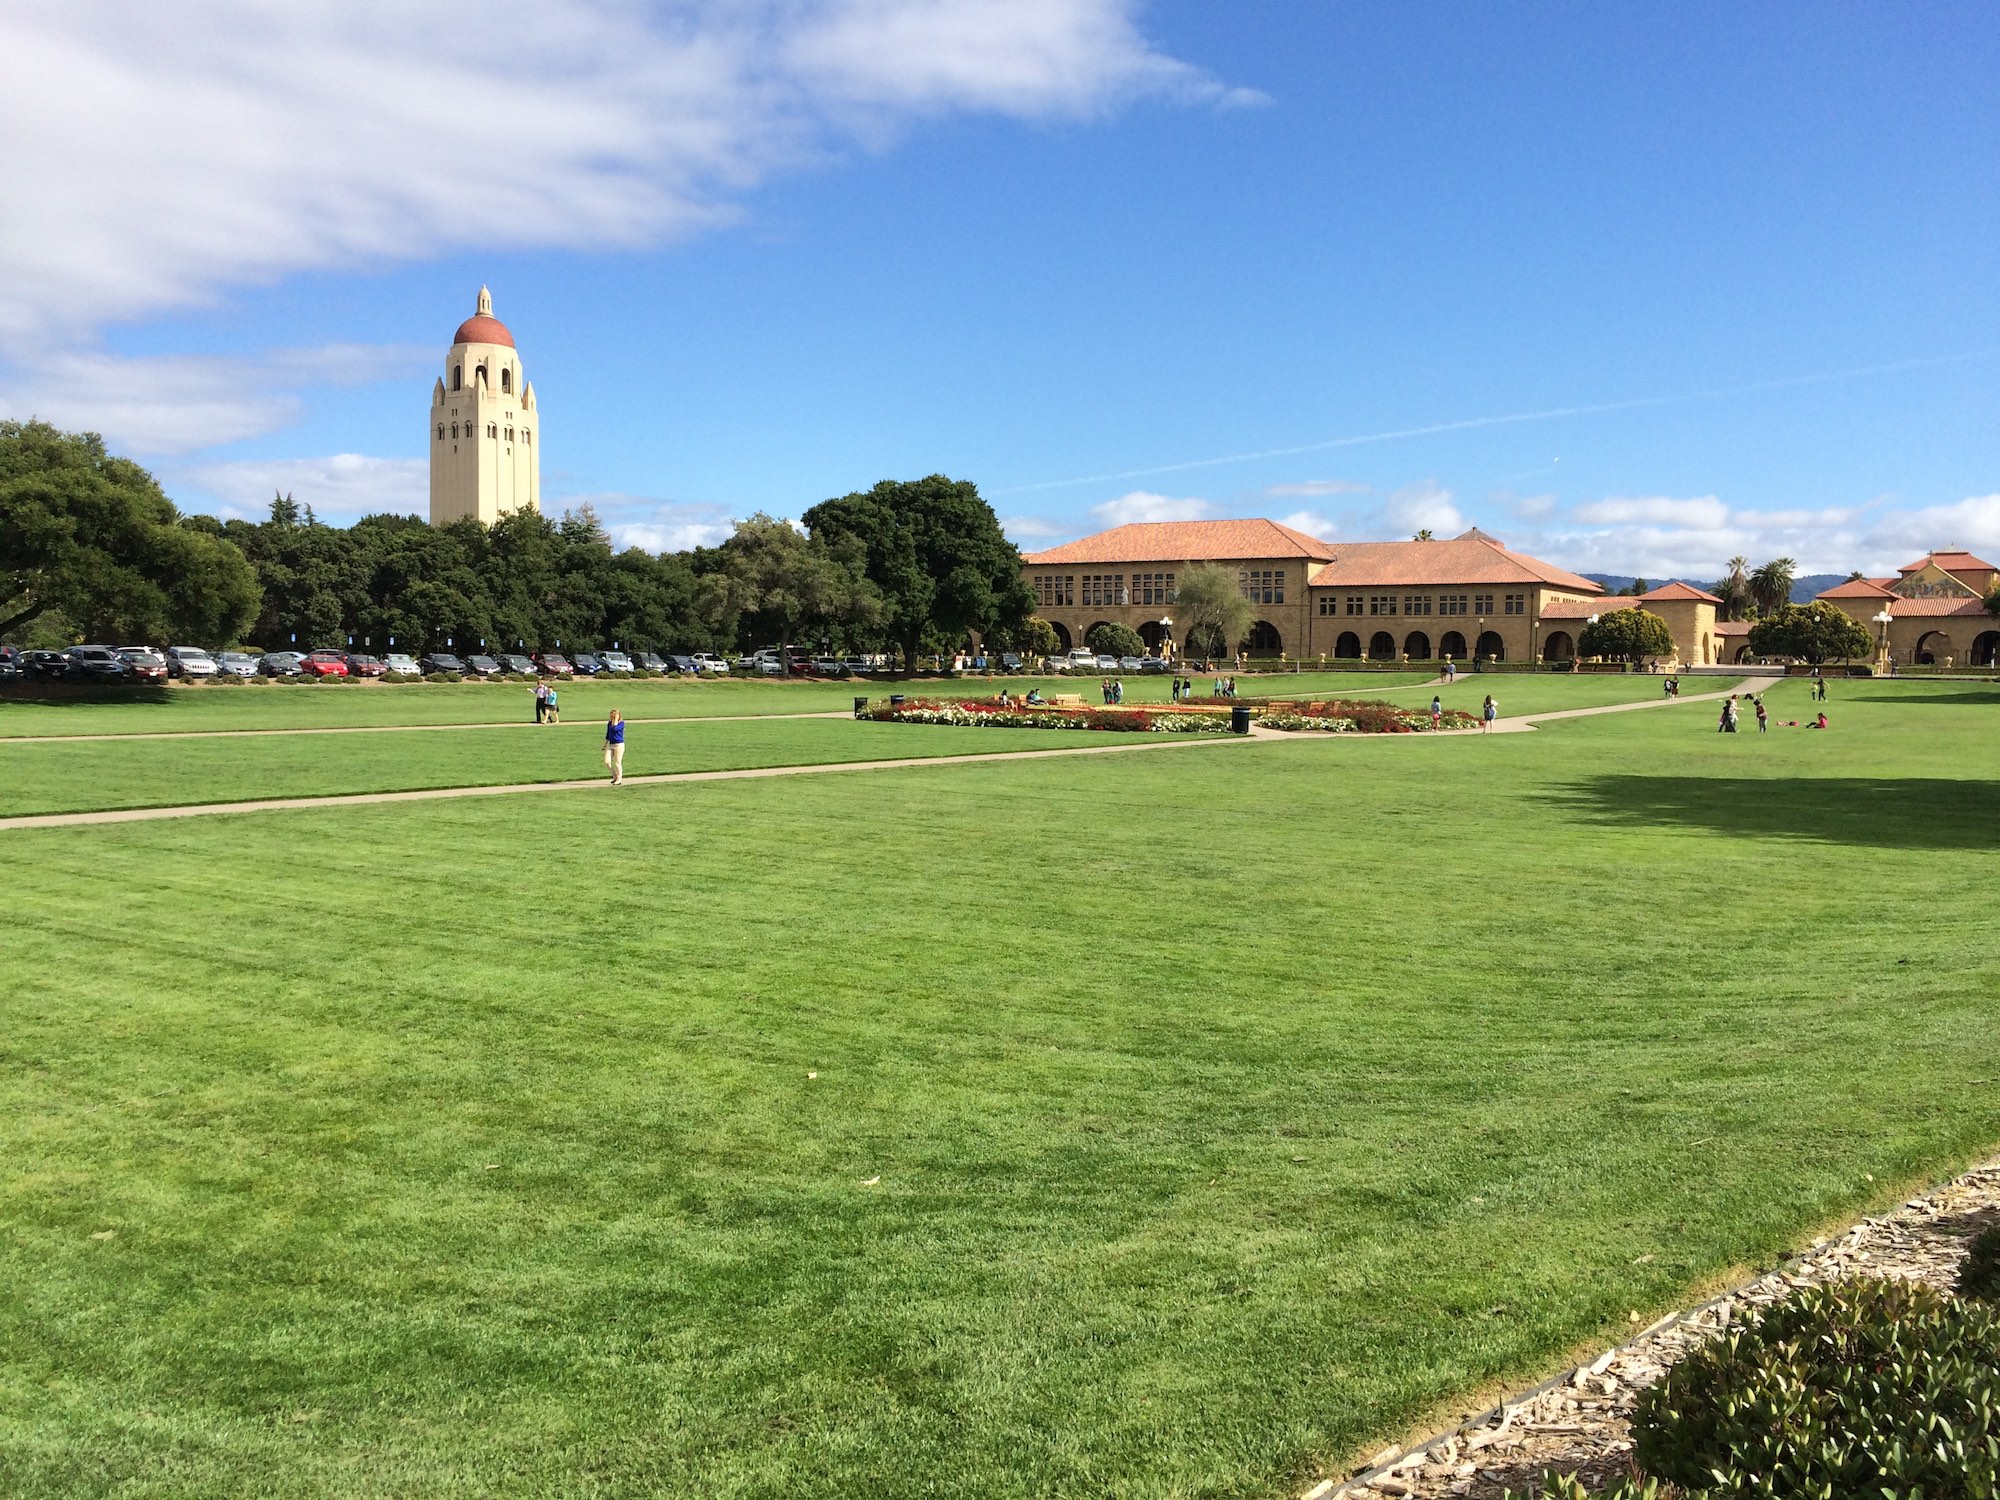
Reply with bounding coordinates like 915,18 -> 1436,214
1085,621 -> 1146,658
1748,601 -> 1873,664
1749,557 -> 1796,616
1172,563 -> 1254,661
1577,607 -> 1674,664
801,476 -> 1031,671
1717,556 -> 1752,621
1985,586 -> 2000,622
1412,528 -> 1433,541
990,615 -> 1059,657
703,513 -> 883,653
0,419 -> 259,643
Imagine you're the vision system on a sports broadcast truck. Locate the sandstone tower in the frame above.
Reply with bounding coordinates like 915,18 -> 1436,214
429,287 -> 539,526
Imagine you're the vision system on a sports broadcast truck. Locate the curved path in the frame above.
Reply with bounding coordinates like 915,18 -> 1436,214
0,674 -> 1783,832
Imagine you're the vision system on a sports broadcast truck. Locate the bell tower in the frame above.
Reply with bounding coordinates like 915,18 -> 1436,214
429,286 -> 540,526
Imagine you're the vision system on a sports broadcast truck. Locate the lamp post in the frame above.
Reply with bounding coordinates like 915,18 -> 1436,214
1475,615 -> 1485,670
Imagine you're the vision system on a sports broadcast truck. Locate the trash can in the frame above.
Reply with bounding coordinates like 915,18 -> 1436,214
854,696 -> 869,719
889,693 -> 906,708
1230,703 -> 1252,735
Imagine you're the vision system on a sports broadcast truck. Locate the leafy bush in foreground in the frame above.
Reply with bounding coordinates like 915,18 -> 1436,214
1633,1279 -> 2000,1496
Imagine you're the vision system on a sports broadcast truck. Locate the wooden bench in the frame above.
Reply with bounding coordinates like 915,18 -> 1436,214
1048,693 -> 1087,708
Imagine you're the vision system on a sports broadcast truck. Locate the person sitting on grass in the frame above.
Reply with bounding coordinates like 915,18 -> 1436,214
1808,711 -> 1829,729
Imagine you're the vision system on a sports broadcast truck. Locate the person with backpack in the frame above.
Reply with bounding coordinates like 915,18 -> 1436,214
1431,695 -> 1443,730
1481,694 -> 1497,732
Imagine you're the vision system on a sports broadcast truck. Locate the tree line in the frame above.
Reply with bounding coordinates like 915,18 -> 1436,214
2,420 -> 1034,661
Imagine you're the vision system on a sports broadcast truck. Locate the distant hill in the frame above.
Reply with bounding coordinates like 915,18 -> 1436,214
1584,572 -> 1849,603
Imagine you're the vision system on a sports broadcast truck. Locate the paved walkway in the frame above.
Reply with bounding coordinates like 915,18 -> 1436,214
0,675 -> 1783,832
0,709 -> 854,744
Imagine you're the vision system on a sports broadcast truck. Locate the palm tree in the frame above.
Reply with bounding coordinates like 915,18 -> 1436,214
1412,529 -> 1434,541
1717,556 -> 1752,621
1748,557 -> 1796,617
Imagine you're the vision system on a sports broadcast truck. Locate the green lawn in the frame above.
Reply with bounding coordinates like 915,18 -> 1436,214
0,717 -> 1120,817
2,679 -> 1993,1498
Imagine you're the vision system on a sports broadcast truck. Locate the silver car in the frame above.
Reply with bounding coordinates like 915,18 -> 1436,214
167,646 -> 219,678
600,651 -> 635,673
215,651 -> 260,678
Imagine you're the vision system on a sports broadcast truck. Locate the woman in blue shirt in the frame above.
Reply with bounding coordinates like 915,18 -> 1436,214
604,708 -> 626,784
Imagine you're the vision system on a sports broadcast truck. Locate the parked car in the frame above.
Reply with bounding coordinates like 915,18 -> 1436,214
569,652 -> 604,675
118,647 -> 170,683
667,655 -> 698,675
598,651 -> 635,673
344,653 -> 386,678
0,645 -> 23,681
1138,656 -> 1172,674
1095,654 -> 1120,671
301,649 -> 350,678
259,651 -> 305,676
494,653 -> 536,675
1000,653 -> 1023,673
22,648 -> 71,680
215,650 -> 261,678
1118,656 -> 1144,673
462,655 -> 502,677
167,646 -> 218,678
532,653 -> 574,676
690,653 -> 730,675
634,652 -> 668,673
419,653 -> 465,675
381,653 -> 422,676
67,644 -> 134,682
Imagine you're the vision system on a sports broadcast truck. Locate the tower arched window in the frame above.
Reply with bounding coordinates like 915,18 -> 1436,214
436,424 -> 444,440
501,368 -> 512,394
452,365 -> 462,391
489,423 -> 497,438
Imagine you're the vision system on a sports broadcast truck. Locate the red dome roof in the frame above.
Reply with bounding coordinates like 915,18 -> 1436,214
453,314 -> 514,348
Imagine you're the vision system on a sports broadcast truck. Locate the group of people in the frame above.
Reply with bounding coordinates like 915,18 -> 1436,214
531,679 -> 562,723
1098,678 -> 1126,704
1717,692 -> 1829,733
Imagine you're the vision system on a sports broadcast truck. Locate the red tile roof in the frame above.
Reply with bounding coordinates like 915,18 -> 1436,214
1713,620 -> 1752,635
1022,519 -> 1338,565
1817,578 -> 1896,599
1306,535 -> 1602,592
1538,597 -> 1607,619
1885,596 -> 1990,618
453,314 -> 515,349
1638,580 -> 1723,604
1899,550 -> 1996,576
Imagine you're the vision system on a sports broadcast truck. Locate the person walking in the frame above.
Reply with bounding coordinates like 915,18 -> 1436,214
1481,693 -> 1497,732
545,683 -> 559,724
1431,694 -> 1443,730
604,708 -> 626,785
533,677 -> 548,723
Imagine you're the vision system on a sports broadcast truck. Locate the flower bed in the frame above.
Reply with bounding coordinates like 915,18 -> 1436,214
861,698 -> 1231,733
1257,699 -> 1481,733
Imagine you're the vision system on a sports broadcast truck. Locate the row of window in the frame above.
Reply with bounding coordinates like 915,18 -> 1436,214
450,364 -> 517,393
1240,569 -> 1284,605
1315,591 -> 1524,618
436,423 -> 533,443
1040,573 -> 1181,608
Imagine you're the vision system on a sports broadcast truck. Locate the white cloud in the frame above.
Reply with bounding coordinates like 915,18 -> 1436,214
1000,514 -> 1067,542
1570,495 -> 1732,529
581,494 -> 737,554
1274,510 -> 1337,539
1382,481 -> 1464,536
1090,489 -> 1214,525
1262,479 -> 1369,497
0,0 -> 1237,345
179,453 -> 429,521
0,342 -> 429,454
1511,492 -> 1559,520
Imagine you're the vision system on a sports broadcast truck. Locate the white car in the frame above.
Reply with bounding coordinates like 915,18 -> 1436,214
1062,648 -> 1098,672
600,651 -> 635,673
167,646 -> 218,677
690,653 -> 730,675
215,651 -> 260,678
382,653 -> 422,676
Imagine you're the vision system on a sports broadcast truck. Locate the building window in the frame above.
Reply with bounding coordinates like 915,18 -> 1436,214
1474,593 -> 1495,615
523,430 -> 531,444
488,423 -> 498,438
452,365 -> 462,391
501,368 -> 512,394
1439,593 -> 1468,616
1316,596 -> 1335,616
1505,593 -> 1526,616
436,424 -> 445,440
1132,571 -> 1175,606
1345,595 -> 1364,616
1239,569 -> 1283,604
506,427 -> 514,441
1034,574 -> 1075,608
1081,574 -> 1126,607
1404,595 -> 1432,616
1370,595 -> 1398,616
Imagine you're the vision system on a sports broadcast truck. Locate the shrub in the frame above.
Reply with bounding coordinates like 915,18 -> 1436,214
430,671 -> 462,683
1632,1279 -> 2000,1496
1085,621 -> 1147,659
1504,1476 -> 1676,1500
1959,1224 -> 2000,1301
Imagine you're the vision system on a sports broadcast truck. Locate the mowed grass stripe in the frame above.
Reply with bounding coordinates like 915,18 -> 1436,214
0,680 -> 1995,1497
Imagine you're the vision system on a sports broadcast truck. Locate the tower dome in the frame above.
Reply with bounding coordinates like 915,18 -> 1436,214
453,286 -> 515,348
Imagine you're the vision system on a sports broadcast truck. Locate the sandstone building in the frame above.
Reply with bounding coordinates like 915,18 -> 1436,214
430,287 -> 540,526
1816,550 -> 2000,668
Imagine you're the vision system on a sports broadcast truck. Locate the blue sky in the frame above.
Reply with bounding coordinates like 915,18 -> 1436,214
1,1 -> 1994,578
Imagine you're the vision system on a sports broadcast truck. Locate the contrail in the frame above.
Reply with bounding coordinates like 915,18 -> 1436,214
989,350 -> 1993,496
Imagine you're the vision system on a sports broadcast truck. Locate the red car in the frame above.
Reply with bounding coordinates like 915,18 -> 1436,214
343,653 -> 387,678
302,649 -> 350,677
532,652 -> 574,676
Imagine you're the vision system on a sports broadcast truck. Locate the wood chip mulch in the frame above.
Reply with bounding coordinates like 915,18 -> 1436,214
1308,1158 -> 2000,1500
